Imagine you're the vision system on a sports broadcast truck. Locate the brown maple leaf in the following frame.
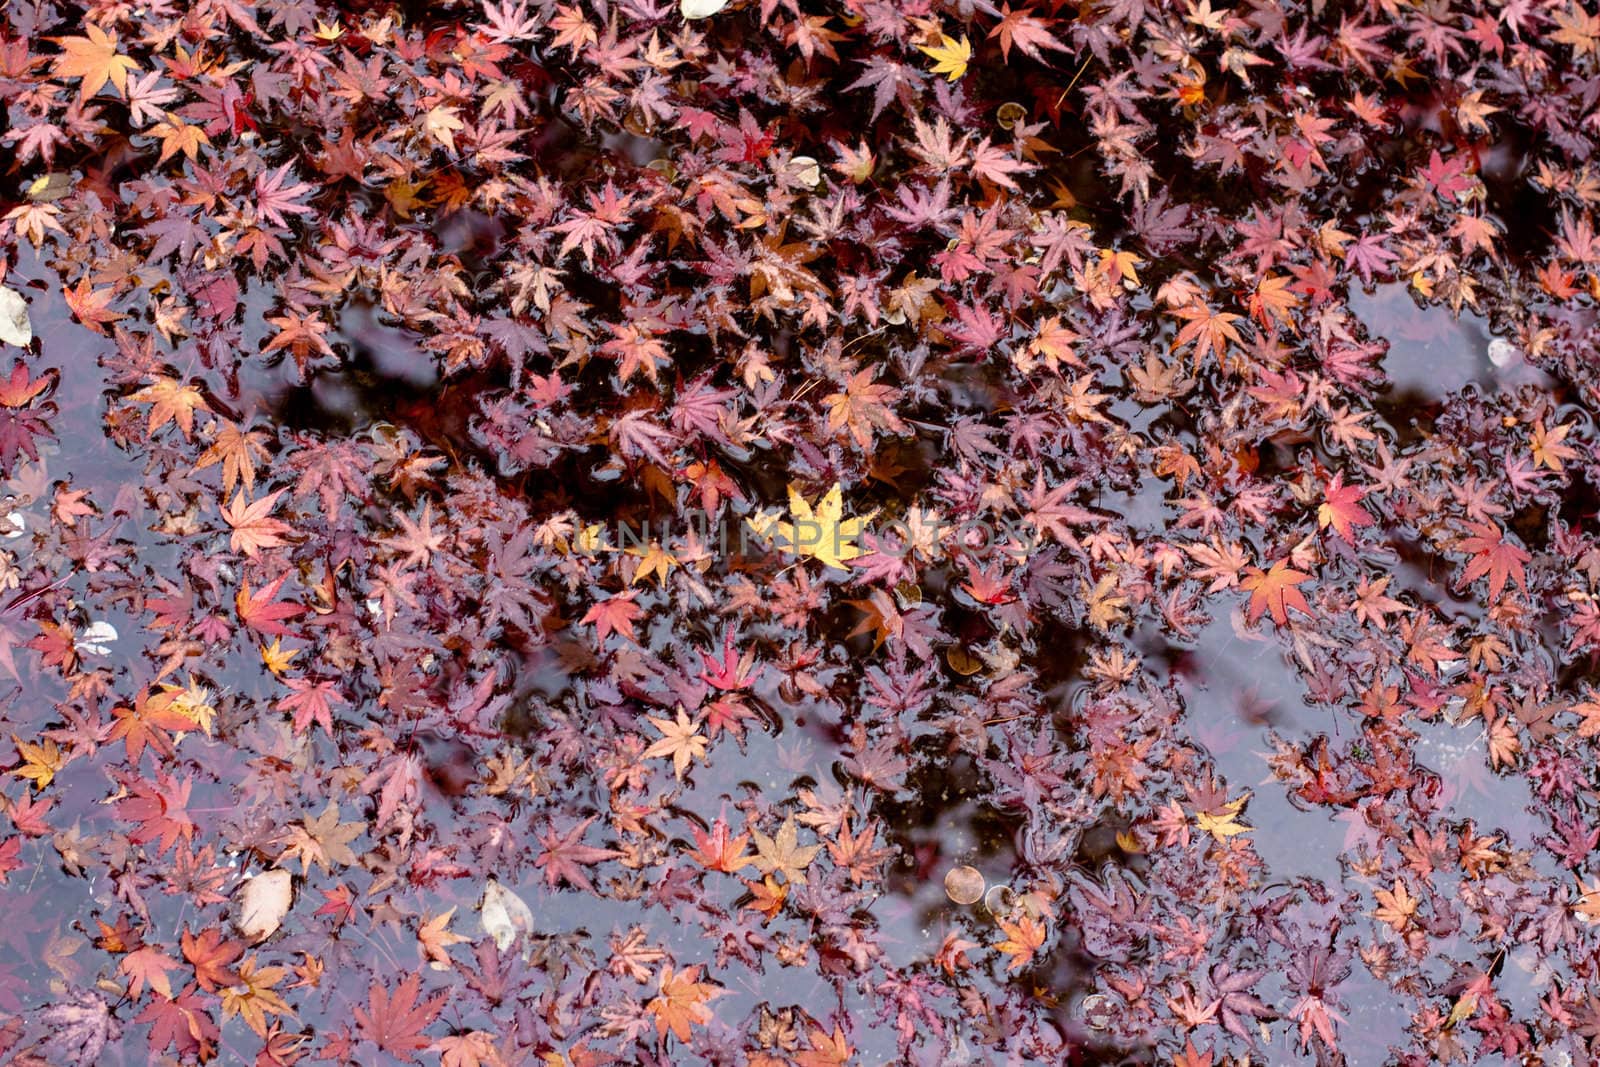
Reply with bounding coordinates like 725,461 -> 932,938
748,815 -> 820,885
277,801 -> 365,875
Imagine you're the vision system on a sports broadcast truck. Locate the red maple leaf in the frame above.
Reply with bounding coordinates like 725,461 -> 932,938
236,571 -> 307,637
353,973 -> 446,1063
115,770 -> 196,854
697,624 -> 761,691
580,590 -> 643,645
275,676 -> 348,737
1454,521 -> 1531,602
137,984 -> 219,1059
1316,472 -> 1374,545
534,815 -> 622,892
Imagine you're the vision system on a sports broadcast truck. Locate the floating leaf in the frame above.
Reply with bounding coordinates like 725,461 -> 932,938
235,868 -> 293,943
0,287 -> 30,348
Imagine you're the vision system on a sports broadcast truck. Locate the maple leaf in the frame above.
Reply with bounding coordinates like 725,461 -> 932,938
116,770 -> 196,854
40,989 -> 121,1064
110,687 -> 197,764
748,815 -> 820,884
63,278 -> 127,333
1020,474 -> 1103,548
648,963 -> 724,1043
1373,876 -> 1417,932
0,361 -> 51,407
277,800 -> 365,874
276,676 -> 348,737
152,117 -> 211,163
12,734 -> 65,790
748,482 -> 876,571
1316,472 -> 1374,545
236,572 -> 307,637
354,973 -> 447,1062
580,589 -> 643,645
535,815 -> 621,892
642,708 -> 708,780
417,907 -> 472,970
1240,559 -> 1312,625
51,25 -> 140,102
1248,274 -> 1300,330
689,815 -> 751,873
221,956 -> 293,1038
989,4 -> 1068,60
221,489 -> 293,558
1454,521 -> 1531,602
431,1032 -> 502,1067
1530,419 -> 1578,472
1193,793 -> 1252,839
119,945 -> 183,1000
697,624 -> 761,691
193,420 -> 270,495
918,33 -> 972,81
797,1025 -> 854,1067
129,377 -> 209,441
823,367 -> 906,450
180,926 -> 242,992
1172,300 -> 1245,367
254,163 -> 315,228
742,874 -> 788,921
994,914 -> 1047,971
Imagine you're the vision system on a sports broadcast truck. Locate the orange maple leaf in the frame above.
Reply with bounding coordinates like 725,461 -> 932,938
50,25 -> 140,102
62,277 -> 126,334
109,687 -> 196,764
130,376 -> 210,441
647,964 -> 723,1043
994,914 -> 1047,971
580,590 -> 643,645
119,945 -> 183,1000
1240,559 -> 1312,626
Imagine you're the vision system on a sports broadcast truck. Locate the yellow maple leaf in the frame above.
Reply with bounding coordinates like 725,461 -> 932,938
220,956 -> 293,1038
918,33 -> 972,81
160,676 -> 216,736
1194,793 -> 1252,838
747,482 -> 877,572
50,25 -> 140,103
260,638 -> 300,676
626,541 -> 678,586
12,735 -> 65,791
1098,247 -> 1142,286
